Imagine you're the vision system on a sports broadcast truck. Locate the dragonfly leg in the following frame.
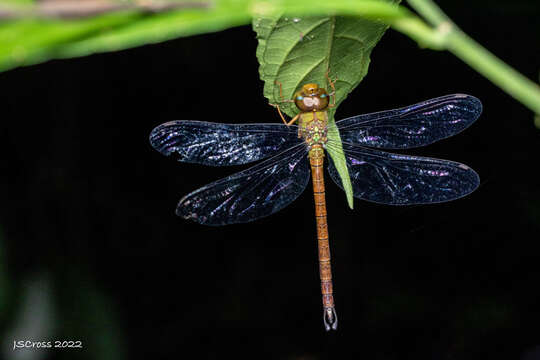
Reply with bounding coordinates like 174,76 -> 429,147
275,80 -> 289,102
271,81 -> 295,124
274,81 -> 295,104
287,113 -> 300,126
325,69 -> 338,108
270,103 -> 289,124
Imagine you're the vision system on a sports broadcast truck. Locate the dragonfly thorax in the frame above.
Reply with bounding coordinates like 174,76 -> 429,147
302,116 -> 328,146
294,83 -> 330,112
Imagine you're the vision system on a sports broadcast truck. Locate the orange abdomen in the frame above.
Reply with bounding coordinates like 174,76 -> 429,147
309,144 -> 337,331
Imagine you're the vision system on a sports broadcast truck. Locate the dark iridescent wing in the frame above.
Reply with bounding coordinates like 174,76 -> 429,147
177,143 -> 310,225
336,94 -> 482,149
326,141 -> 479,205
149,121 -> 301,166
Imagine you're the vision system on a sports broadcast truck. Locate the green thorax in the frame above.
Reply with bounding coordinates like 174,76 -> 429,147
299,111 -> 328,147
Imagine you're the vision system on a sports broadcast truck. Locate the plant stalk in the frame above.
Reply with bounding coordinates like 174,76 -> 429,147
401,0 -> 540,115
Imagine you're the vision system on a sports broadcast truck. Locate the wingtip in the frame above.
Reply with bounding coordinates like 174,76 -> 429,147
466,94 -> 483,120
458,94 -> 483,118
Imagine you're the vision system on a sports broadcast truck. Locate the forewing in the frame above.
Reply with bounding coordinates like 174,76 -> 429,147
149,121 -> 301,166
178,144 -> 310,225
326,141 -> 479,205
336,94 -> 482,149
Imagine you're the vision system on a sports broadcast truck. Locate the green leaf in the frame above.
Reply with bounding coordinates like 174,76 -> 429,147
253,7 -> 397,208
326,122 -> 354,208
0,13 -> 140,71
1,0 -> 33,4
0,1 -> 252,72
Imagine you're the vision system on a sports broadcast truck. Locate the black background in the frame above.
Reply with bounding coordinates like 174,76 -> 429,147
1,1 -> 539,359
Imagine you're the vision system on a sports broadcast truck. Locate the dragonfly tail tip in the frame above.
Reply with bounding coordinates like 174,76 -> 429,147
323,307 -> 338,331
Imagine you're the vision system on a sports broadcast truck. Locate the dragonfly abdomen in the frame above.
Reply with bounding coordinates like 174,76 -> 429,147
309,144 -> 337,331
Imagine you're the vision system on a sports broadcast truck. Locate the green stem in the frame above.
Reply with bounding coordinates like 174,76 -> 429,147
391,16 -> 446,49
407,0 -> 449,26
447,30 -> 540,115
403,0 -> 540,115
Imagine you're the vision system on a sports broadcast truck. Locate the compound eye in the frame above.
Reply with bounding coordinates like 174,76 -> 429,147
296,96 -> 304,100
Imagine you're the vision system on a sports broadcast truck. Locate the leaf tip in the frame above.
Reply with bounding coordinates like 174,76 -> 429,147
347,194 -> 354,209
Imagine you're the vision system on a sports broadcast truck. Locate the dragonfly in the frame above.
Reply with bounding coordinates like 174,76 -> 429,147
149,79 -> 482,331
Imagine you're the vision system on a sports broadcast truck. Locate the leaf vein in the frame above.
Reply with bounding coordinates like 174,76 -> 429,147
334,34 -> 366,47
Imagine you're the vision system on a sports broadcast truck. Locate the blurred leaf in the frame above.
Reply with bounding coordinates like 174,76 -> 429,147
0,12 -> 139,71
0,0 -> 251,72
0,0 -> 406,73
2,275 -> 55,359
253,7 -> 397,208
56,274 -> 125,360
2,0 -> 33,5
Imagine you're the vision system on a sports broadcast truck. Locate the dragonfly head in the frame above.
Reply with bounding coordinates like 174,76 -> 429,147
294,83 -> 330,112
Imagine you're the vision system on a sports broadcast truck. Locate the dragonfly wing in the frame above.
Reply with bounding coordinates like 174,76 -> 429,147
178,144 -> 310,225
326,142 -> 479,205
150,121 -> 300,166
336,94 -> 482,149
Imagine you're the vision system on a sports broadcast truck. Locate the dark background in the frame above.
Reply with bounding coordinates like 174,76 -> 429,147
1,1 -> 539,359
